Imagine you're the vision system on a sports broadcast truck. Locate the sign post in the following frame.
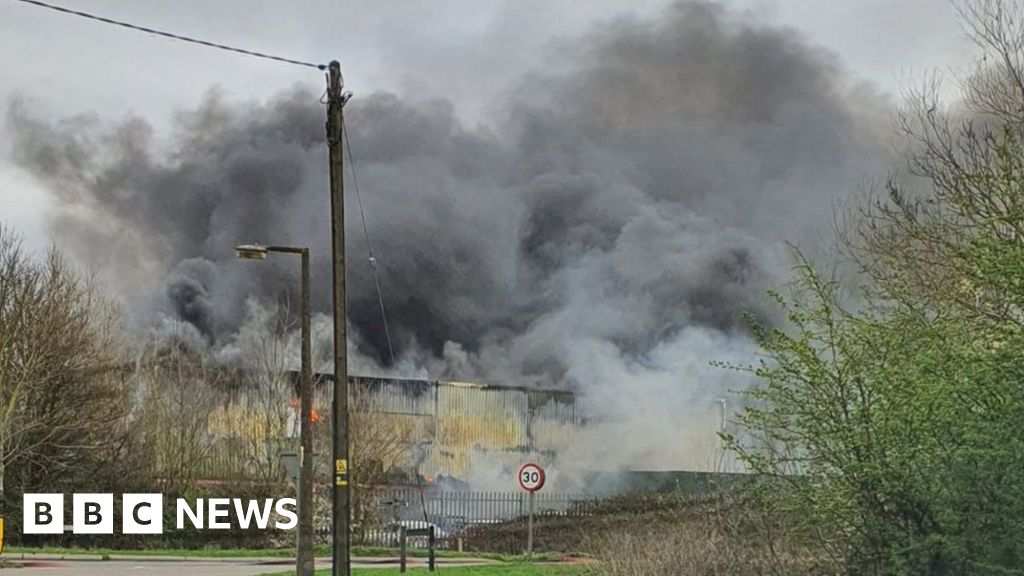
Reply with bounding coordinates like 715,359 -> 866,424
517,463 -> 545,558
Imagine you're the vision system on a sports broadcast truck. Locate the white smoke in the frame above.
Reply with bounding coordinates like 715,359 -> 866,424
5,2 -> 893,485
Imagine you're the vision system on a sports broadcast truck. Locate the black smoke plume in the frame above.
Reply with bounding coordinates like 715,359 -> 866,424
6,2 -> 888,396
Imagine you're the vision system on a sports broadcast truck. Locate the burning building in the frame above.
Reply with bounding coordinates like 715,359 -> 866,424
9,2 -> 893,496
311,375 -> 578,489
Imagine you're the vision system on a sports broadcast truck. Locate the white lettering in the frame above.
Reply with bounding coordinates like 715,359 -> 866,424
233,499 -> 273,529
207,498 -> 231,529
176,498 -> 203,530
274,498 -> 297,530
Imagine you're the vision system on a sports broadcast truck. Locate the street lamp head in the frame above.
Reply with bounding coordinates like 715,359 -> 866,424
235,244 -> 268,260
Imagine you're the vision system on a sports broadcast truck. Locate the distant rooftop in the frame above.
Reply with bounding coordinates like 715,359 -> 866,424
282,371 -> 573,397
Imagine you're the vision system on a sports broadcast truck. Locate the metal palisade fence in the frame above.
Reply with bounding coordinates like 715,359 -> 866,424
340,488 -> 600,549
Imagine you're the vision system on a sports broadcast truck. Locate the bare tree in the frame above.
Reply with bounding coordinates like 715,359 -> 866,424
305,379 -> 417,540
0,225 -> 131,508
224,299 -> 297,485
732,2 -> 1024,571
847,0 -> 1024,323
134,342 -> 222,488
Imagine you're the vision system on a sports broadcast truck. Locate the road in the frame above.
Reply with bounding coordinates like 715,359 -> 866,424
1,558 -> 284,576
0,555 -> 494,575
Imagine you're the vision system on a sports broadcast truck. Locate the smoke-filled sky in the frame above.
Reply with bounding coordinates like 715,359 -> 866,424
0,0 -> 972,251
0,0 -> 978,472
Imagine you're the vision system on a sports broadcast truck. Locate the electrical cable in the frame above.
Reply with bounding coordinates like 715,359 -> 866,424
342,118 -> 397,367
10,0 -> 325,70
13,0 -> 448,553
343,118 -> 442,566
10,0 -> 443,560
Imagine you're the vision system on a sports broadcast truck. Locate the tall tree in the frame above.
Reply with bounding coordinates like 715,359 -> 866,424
730,2 -> 1024,574
0,225 -> 131,518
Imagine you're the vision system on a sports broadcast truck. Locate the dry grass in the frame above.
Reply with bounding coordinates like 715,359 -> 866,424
458,492 -> 843,574
582,496 -> 842,576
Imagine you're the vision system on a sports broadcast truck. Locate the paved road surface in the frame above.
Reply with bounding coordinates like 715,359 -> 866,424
0,556 -> 492,575
1,558 -> 286,575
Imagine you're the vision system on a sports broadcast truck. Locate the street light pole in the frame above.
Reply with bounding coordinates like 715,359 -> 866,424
235,244 -> 314,576
325,60 -> 352,576
298,247 -> 314,576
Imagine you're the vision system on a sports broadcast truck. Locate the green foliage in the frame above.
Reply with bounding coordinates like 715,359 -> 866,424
730,253 -> 1024,574
721,5 -> 1024,571
728,126 -> 1024,573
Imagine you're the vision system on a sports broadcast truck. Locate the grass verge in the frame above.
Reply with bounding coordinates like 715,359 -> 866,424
265,565 -> 591,576
5,545 -> 561,563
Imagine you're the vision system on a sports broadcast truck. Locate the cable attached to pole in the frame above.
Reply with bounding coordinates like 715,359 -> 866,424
344,118 -> 441,568
11,0 -> 325,69
342,119 -> 397,366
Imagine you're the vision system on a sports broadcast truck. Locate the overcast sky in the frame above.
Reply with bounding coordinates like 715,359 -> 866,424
0,0 -> 974,250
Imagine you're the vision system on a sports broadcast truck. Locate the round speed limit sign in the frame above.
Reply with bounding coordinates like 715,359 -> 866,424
517,463 -> 546,492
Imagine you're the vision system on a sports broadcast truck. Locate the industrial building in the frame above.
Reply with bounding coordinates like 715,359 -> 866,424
327,376 -> 579,487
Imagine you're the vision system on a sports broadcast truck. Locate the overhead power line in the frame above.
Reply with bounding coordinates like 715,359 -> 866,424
11,0 -> 325,70
343,120 -> 438,566
343,118 -> 397,367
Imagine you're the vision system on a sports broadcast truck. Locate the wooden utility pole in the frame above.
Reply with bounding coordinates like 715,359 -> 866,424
326,60 -> 351,576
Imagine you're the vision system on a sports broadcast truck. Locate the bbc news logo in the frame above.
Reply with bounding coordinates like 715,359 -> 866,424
23,494 -> 297,534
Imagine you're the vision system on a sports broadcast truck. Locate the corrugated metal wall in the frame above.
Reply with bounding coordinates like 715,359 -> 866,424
339,377 -> 578,482
164,374 -> 578,484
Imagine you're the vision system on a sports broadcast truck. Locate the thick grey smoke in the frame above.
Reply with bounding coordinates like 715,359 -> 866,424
5,2 -> 890,475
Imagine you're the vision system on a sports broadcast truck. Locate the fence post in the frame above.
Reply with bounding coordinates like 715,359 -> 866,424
399,525 -> 407,573
526,490 -> 535,558
428,525 -> 436,572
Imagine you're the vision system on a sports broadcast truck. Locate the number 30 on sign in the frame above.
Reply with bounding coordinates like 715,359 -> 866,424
517,463 -> 545,492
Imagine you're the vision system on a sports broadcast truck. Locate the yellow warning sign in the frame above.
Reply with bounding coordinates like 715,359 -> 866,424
335,459 -> 349,486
